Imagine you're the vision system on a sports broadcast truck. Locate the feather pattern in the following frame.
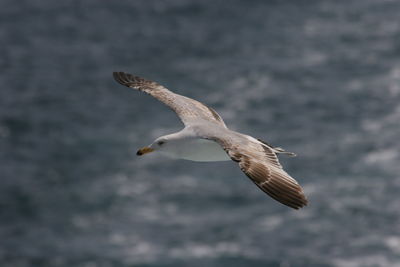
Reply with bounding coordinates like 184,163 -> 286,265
113,72 -> 226,127
113,72 -> 308,209
214,136 -> 308,209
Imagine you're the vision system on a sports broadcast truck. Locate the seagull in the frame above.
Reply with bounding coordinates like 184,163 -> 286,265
113,72 -> 308,209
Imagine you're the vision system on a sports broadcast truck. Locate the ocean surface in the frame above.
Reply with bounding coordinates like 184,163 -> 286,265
1,0 -> 400,266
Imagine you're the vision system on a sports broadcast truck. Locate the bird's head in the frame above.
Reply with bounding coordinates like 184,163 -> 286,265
136,137 -> 168,156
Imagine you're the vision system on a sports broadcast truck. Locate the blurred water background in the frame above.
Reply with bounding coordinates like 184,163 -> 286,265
2,0 -> 400,266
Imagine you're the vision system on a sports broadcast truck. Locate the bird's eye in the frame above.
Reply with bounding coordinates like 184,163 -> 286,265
158,141 -> 165,146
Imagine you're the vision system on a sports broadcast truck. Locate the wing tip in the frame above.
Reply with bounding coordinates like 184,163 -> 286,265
261,178 -> 308,210
112,72 -> 158,92
292,198 -> 308,210
113,71 -> 127,86
292,194 -> 308,210
279,194 -> 308,210
113,71 -> 134,87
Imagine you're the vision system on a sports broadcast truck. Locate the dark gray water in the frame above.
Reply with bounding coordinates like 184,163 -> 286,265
2,0 -> 400,266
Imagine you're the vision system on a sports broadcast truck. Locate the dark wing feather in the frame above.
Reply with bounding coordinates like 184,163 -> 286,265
113,72 -> 226,127
218,138 -> 308,209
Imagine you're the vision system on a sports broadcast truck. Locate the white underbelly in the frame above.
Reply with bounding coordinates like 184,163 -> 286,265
161,138 -> 230,162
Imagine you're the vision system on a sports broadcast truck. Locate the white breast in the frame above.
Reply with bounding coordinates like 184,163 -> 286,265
161,138 -> 230,162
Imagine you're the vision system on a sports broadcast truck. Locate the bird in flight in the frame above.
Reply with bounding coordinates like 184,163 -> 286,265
113,72 -> 308,209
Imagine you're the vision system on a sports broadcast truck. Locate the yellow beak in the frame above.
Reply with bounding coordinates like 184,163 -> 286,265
136,146 -> 154,156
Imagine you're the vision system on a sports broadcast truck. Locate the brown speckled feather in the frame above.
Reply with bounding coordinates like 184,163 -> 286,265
217,137 -> 308,209
113,72 -> 307,209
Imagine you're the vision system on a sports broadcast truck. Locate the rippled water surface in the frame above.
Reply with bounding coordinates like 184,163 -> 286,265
2,0 -> 400,266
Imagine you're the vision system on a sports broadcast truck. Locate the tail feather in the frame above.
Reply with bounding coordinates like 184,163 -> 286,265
257,138 -> 296,157
273,147 -> 297,157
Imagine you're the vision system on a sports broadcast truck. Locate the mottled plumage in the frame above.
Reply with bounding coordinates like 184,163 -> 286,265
113,71 -> 308,209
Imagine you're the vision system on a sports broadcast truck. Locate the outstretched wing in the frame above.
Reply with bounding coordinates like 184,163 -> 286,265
216,137 -> 308,209
113,72 -> 226,127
